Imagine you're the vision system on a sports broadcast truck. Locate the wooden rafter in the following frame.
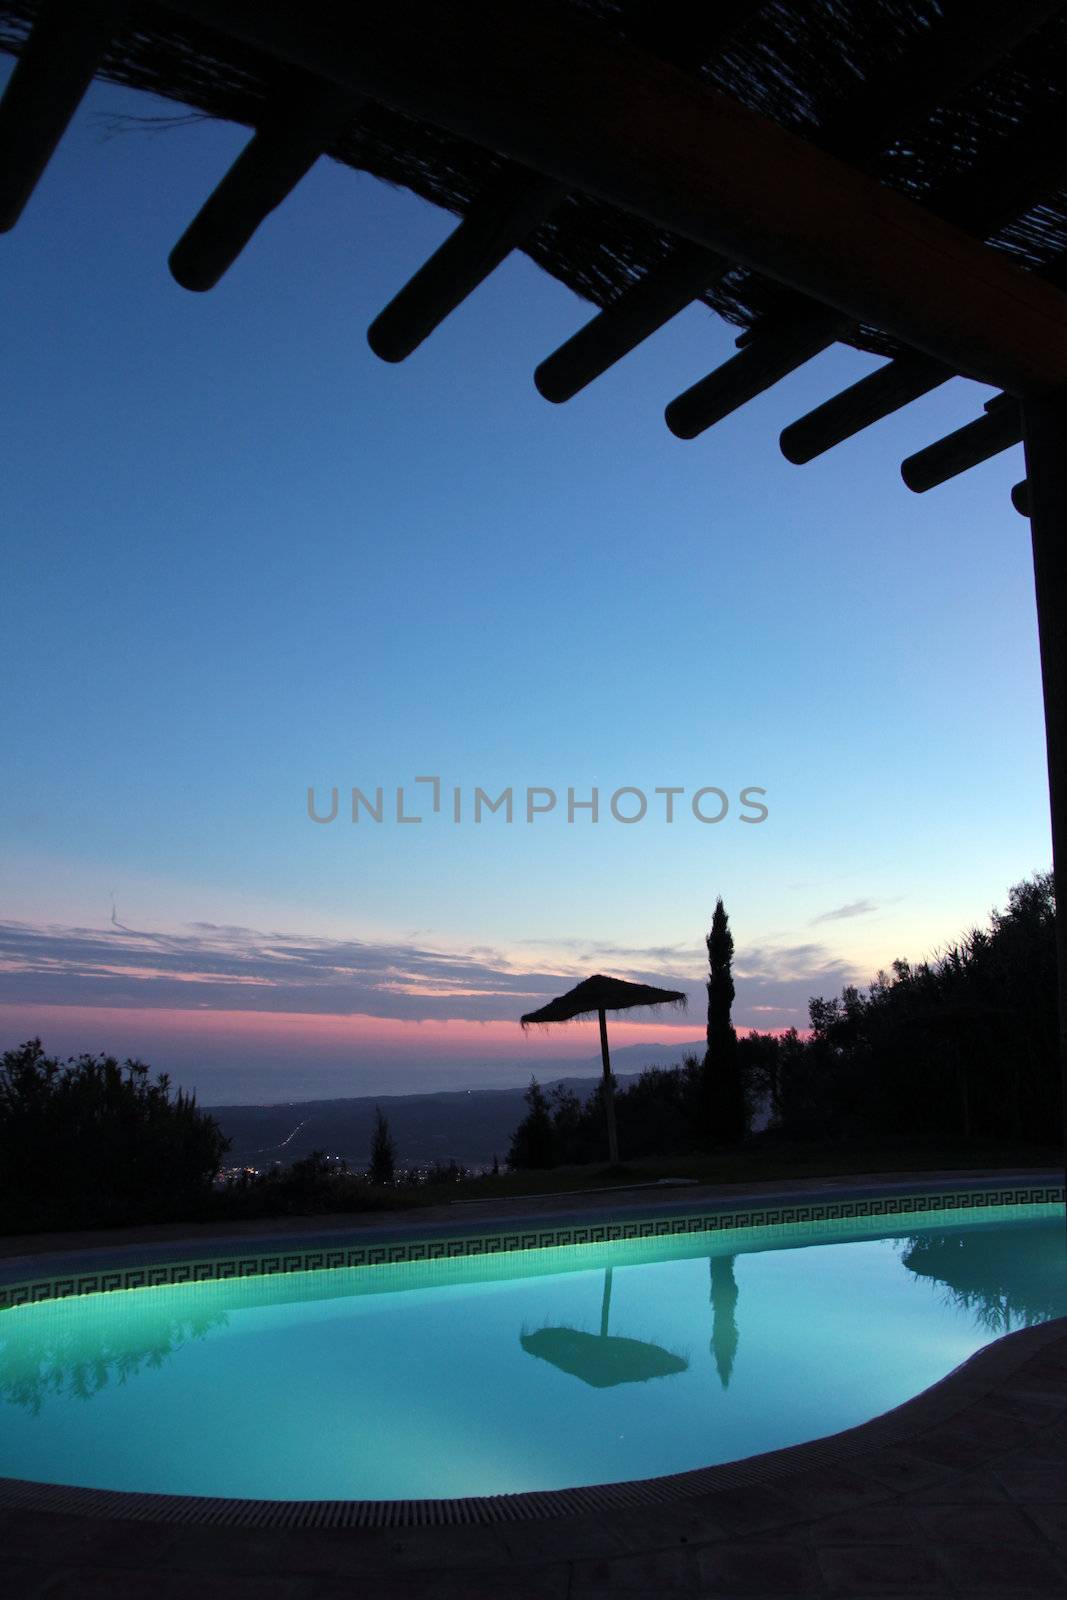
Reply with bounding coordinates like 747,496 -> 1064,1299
536,0 -> 1067,409
666,311 -> 842,439
534,243 -> 732,403
367,166 -> 565,362
169,73 -> 359,292
667,88 -> 1067,439
151,0 -> 1067,397
780,354 -> 949,465
782,247 -> 1067,469
0,0 -> 129,232
900,396 -> 1022,493
366,0 -> 763,364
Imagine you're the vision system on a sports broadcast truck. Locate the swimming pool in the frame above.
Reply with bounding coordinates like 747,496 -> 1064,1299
1,1186 -> 1064,1507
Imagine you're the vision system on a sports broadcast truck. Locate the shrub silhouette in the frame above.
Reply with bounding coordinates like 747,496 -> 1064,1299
507,1077 -> 556,1169
0,1039 -> 229,1230
772,872 -> 1060,1145
369,1106 -> 397,1185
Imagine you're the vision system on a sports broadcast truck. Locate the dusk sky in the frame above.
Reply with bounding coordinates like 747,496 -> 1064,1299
0,68 -> 1052,1101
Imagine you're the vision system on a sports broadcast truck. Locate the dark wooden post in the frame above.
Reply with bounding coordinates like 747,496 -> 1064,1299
1021,392 -> 1067,1198
598,1007 -> 620,1166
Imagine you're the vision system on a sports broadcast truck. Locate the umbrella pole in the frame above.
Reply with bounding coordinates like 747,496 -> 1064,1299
598,1007 -> 620,1165
600,1266 -> 613,1337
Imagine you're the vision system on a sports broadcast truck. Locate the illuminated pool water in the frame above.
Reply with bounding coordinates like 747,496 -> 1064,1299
1,1203 -> 1064,1501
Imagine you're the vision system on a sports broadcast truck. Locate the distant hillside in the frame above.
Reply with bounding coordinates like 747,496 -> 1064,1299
212,1075 -> 634,1170
211,1040 -> 701,1170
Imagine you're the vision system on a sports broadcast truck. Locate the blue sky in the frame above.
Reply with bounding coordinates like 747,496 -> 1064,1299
0,67 -> 1052,1098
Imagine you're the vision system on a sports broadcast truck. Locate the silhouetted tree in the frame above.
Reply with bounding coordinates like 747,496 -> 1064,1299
369,1106 -> 396,1185
702,899 -> 746,1144
548,1082 -> 584,1157
507,1050 -> 774,1169
738,1030 -> 783,1126
499,877 -> 1057,1167
0,1039 -> 229,1230
507,1078 -> 556,1169
770,873 -> 1059,1147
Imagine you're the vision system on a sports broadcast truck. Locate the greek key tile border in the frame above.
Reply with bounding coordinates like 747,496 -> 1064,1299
1,1180 -> 1061,1312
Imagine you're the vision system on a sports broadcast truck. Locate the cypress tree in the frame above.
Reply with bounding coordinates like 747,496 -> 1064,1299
703,898 -> 746,1144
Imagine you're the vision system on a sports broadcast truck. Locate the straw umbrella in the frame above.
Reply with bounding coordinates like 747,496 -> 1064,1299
520,974 -> 687,1165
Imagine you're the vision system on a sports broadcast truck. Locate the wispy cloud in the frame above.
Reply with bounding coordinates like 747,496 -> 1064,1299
514,935 -> 694,969
0,920 -> 699,1026
810,899 -> 878,925
0,918 -> 864,1031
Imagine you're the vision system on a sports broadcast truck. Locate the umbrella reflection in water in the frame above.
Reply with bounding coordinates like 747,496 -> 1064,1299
520,1267 -> 688,1388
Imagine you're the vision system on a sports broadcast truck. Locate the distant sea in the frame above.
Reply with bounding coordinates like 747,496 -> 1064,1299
195,1040 -> 703,1108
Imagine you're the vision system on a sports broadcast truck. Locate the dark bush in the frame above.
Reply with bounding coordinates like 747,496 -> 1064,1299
0,1039 -> 230,1231
768,872 -> 1060,1146
507,1078 -> 556,1169
369,1106 -> 397,1185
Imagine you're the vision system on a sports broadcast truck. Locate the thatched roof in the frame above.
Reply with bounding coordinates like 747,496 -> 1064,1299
4,1 -> 1067,363
520,974 -> 687,1026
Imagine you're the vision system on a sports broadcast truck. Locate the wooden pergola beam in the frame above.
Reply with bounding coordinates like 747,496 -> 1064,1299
367,166 -> 565,362
156,0 -> 1067,397
782,249 -> 1067,466
0,0 -> 130,232
534,243 -> 732,403
169,76 -> 358,292
780,354 -> 951,465
668,88 -> 1067,440
666,312 -> 843,439
900,397 -> 1022,494
534,0 -> 1066,409
369,1 -> 763,366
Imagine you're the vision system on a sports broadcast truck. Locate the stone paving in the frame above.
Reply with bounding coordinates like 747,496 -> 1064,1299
0,1167 -> 1047,1265
2,1173 -> 1066,1598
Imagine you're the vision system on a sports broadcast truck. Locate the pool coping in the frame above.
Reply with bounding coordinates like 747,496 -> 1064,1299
1,1168 -> 1061,1309
1,1168 -> 1063,1529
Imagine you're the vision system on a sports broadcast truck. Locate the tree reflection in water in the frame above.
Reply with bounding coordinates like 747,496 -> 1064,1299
0,1293 -> 228,1415
709,1255 -> 739,1389
900,1225 -> 1067,1335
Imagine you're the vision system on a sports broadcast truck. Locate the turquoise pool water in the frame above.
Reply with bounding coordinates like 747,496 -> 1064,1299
1,1203 -> 1065,1501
